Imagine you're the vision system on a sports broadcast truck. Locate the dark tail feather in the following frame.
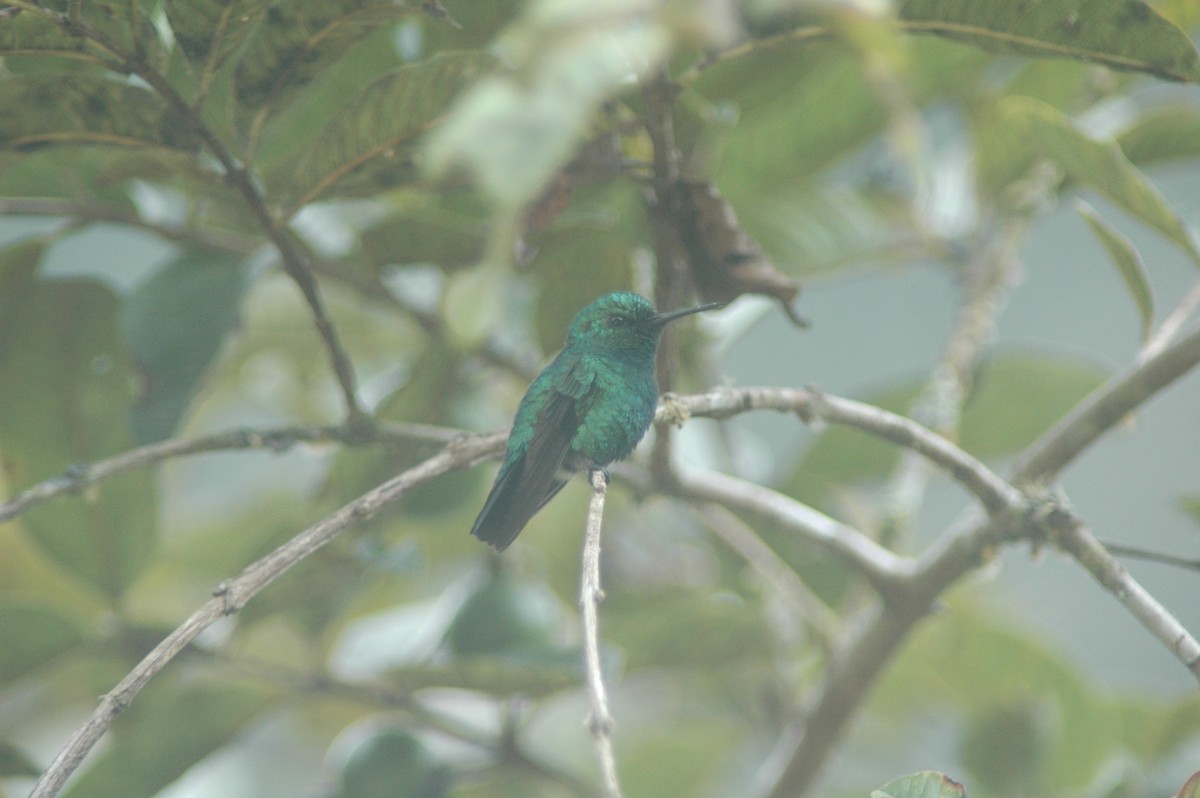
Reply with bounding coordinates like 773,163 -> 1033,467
470,475 -> 568,551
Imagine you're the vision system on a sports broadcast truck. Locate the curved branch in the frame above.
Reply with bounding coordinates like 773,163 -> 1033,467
27,432 -> 504,798
0,420 -> 463,526
1012,323 -> 1200,484
40,12 -> 366,420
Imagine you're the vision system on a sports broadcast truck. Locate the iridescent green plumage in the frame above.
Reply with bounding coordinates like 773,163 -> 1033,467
470,292 -> 722,550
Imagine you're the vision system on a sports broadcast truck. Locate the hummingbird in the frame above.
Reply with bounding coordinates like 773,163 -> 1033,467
470,292 -> 724,551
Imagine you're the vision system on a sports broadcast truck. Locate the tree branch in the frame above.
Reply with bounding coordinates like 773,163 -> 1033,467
27,432 -> 504,798
1012,323 -> 1200,485
38,12 -> 366,420
580,469 -> 622,798
0,420 -> 462,526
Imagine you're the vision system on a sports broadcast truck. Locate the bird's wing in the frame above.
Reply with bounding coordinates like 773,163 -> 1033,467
469,379 -> 586,551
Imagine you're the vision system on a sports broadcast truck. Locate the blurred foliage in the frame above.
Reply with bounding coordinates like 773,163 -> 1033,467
1,0 -> 1199,797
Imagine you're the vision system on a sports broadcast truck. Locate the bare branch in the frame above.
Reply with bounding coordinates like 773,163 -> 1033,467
660,386 -> 1025,515
670,468 -> 911,598
0,420 -> 463,526
1103,541 -> 1200,572
1012,323 -> 1200,485
1048,510 -> 1200,679
38,13 -> 366,420
27,432 -> 504,798
581,469 -> 622,798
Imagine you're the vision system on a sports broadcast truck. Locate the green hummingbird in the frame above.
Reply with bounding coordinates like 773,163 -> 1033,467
470,292 -> 723,551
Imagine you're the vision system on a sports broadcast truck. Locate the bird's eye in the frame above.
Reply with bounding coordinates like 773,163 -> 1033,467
607,314 -> 627,328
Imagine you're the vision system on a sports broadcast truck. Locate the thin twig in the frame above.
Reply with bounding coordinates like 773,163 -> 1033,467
38,12 -> 366,420
27,432 -> 504,798
670,468 -> 911,598
1102,542 -> 1200,572
0,420 -> 462,526
580,469 -> 622,798
1012,323 -> 1200,484
764,324 -> 1200,797
1047,510 -> 1200,678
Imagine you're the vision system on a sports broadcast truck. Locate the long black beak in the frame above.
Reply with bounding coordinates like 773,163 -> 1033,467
652,300 -> 726,326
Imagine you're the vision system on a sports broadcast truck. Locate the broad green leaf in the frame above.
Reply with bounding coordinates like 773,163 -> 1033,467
277,51 -> 496,211
1118,107 -> 1200,166
899,0 -> 1200,82
60,682 -> 273,798
359,198 -> 488,273
1076,201 -> 1153,341
960,702 -> 1048,794
531,226 -> 636,354
163,0 -> 270,71
0,277 -> 157,597
871,771 -> 967,798
0,238 -> 47,303
426,19 -> 668,208
0,7 -> 104,64
605,592 -> 774,670
621,719 -> 740,798
120,249 -> 249,443
0,1 -> 158,65
0,604 -> 85,685
734,183 -> 914,277
999,96 -> 1200,267
702,36 -> 986,205
233,0 -> 418,108
0,75 -> 195,152
338,728 -> 450,798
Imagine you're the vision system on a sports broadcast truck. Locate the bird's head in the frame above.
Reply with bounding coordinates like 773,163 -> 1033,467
564,292 -> 723,358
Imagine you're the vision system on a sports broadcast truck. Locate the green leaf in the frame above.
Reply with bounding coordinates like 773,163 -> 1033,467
277,51 -> 496,211
233,0 -> 418,108
446,569 -> 562,657
338,728 -> 450,798
162,0 -> 271,71
0,75 -> 195,152
1118,107 -> 1200,166
60,682 -> 272,798
0,1 -> 158,65
605,592 -> 774,670
1075,201 -> 1153,341
899,0 -> 1200,82
120,249 -> 249,443
1003,97 -> 1200,266
426,20 -> 667,208
530,226 -> 636,354
871,771 -> 967,798
0,277 -> 157,597
0,603 -> 85,686
359,194 -> 489,273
